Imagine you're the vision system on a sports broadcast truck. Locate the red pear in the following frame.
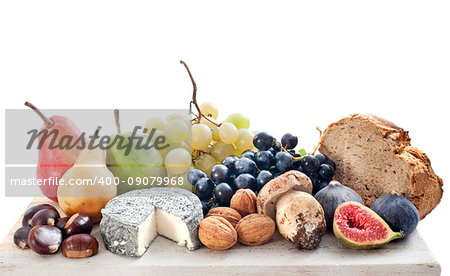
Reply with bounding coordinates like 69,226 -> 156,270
25,102 -> 85,201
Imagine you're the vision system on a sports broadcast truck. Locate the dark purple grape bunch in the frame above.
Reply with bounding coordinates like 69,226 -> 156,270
253,132 -> 300,178
188,152 -> 266,216
295,154 -> 336,195
188,131 -> 336,216
252,131 -> 336,195
187,162 -> 236,216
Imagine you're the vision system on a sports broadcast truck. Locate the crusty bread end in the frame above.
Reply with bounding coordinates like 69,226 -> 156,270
319,114 -> 443,219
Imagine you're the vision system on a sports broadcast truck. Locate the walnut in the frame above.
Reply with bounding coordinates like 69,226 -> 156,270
198,216 -> 237,250
206,207 -> 242,228
230,189 -> 257,217
235,214 -> 275,246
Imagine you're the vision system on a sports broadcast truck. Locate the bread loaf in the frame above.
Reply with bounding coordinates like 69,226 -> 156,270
318,114 -> 443,219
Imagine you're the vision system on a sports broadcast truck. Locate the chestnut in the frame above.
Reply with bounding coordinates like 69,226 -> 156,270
64,213 -> 93,237
55,217 -> 70,231
22,204 -> 58,227
13,226 -> 32,249
61,234 -> 99,258
28,225 -> 62,254
31,208 -> 60,227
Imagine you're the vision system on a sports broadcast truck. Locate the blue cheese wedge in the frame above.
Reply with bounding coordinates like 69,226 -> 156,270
100,187 -> 203,257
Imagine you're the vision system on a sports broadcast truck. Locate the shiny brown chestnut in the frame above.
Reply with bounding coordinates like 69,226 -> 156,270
61,234 -> 99,258
28,225 -> 62,254
22,204 -> 58,227
55,217 -> 70,231
64,213 -> 93,237
13,226 -> 32,249
31,208 -> 60,227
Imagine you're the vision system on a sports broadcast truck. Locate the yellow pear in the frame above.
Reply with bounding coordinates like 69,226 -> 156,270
58,146 -> 117,222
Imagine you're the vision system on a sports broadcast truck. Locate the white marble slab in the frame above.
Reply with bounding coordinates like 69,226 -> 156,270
0,198 -> 441,275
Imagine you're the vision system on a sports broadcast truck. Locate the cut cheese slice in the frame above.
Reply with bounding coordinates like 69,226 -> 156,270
100,187 -> 203,257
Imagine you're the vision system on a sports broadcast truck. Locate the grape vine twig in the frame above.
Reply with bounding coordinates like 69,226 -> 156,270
288,126 -> 323,162
307,126 -> 322,155
180,60 -> 221,127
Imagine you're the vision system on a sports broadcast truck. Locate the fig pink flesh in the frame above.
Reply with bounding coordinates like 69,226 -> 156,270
335,204 -> 388,243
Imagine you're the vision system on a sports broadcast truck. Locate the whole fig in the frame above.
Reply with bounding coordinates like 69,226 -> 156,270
370,190 -> 419,237
314,180 -> 363,230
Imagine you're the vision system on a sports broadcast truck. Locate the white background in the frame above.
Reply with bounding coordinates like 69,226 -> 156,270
1,0 -> 449,274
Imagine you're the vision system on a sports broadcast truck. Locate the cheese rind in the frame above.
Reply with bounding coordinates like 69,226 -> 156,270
100,188 -> 203,257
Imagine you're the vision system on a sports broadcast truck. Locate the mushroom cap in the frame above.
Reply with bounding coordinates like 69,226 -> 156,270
256,170 -> 312,220
275,190 -> 326,250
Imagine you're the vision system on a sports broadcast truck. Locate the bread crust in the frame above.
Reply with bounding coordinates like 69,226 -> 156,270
319,114 -> 443,219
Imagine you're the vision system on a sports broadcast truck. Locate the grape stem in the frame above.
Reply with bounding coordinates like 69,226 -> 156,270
275,140 -> 293,156
207,197 -> 215,207
307,126 -> 322,155
289,126 -> 322,162
191,149 -> 207,163
179,60 -> 221,127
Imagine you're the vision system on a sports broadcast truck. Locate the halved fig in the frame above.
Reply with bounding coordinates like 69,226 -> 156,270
333,201 -> 404,249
